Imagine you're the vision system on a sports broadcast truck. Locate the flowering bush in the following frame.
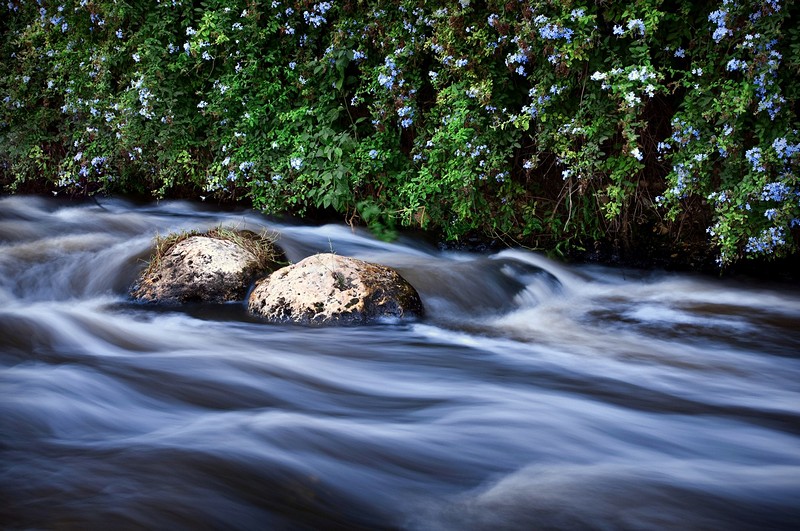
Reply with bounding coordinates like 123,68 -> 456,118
1,0 -> 798,266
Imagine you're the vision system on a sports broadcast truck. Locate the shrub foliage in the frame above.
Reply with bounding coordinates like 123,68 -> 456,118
1,0 -> 798,265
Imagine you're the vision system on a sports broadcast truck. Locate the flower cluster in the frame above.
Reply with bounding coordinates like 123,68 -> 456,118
761,182 -> 792,202
378,56 -> 403,90
709,7 -> 732,42
397,105 -> 414,129
745,147 -> 764,173
745,226 -> 786,254
303,2 -> 331,28
533,15 -> 574,42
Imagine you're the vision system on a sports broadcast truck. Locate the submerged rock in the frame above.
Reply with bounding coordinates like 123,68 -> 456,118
131,230 -> 282,304
248,253 -> 423,325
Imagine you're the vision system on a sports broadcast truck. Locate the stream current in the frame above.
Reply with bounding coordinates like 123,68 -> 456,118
1,195 -> 799,530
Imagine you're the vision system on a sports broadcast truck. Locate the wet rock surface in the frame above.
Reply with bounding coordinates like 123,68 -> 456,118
132,234 -> 272,304
248,253 -> 424,325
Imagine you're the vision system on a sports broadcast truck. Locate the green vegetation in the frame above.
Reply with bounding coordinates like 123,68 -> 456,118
1,1 -> 798,266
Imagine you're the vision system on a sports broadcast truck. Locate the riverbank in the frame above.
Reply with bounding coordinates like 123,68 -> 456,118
3,1 -> 798,275
5,190 -> 799,283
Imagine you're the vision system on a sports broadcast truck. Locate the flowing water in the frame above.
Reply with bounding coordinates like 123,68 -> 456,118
1,195 -> 799,530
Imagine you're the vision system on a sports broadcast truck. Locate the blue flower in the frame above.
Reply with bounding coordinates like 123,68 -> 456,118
378,73 -> 394,89
712,26 -> 731,41
538,22 -> 573,42
627,19 -> 645,36
505,51 -> 527,66
772,137 -> 800,159
708,9 -> 727,26
745,147 -> 765,172
304,3 -> 331,27
745,227 -> 785,255
726,58 -> 746,71
761,182 -> 791,202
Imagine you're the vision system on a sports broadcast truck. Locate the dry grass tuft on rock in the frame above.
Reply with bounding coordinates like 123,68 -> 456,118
131,227 -> 284,304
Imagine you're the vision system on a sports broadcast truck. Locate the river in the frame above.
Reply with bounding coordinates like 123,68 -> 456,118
1,195 -> 799,530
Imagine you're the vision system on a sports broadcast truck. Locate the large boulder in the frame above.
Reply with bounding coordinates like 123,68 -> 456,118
248,253 -> 424,325
131,230 -> 281,304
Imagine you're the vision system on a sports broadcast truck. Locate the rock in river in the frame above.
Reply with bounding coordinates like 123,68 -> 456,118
248,253 -> 424,325
131,229 -> 281,304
